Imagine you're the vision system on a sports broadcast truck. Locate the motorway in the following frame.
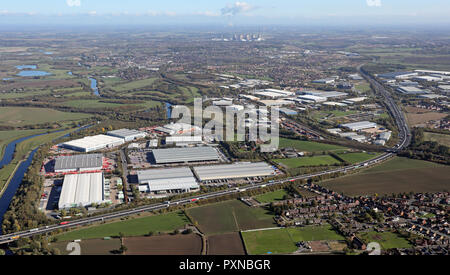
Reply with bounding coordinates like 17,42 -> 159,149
0,69 -> 411,245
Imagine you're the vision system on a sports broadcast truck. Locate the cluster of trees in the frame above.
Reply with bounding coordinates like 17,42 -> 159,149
400,128 -> 450,164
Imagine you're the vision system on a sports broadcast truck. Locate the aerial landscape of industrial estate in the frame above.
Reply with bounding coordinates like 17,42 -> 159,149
0,2 -> 449,259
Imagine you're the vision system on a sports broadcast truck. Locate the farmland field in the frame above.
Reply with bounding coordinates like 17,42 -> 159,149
207,233 -> 246,255
242,225 -> 344,255
337,152 -> 381,164
123,234 -> 202,255
254,189 -> 289,204
358,231 -> 412,250
423,132 -> 450,147
187,200 -> 276,235
49,239 -> 121,255
321,157 -> 450,196
275,155 -> 341,168
56,211 -> 190,241
0,107 -> 91,126
279,138 -> 348,153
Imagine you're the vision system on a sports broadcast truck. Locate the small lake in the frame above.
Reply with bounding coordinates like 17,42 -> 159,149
2,78 -> 14,81
16,65 -> 37,70
16,71 -> 52,77
68,71 -> 73,75
89,77 -> 100,96
166,102 -> 173,119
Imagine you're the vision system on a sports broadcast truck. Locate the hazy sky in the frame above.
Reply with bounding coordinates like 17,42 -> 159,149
1,0 -> 450,26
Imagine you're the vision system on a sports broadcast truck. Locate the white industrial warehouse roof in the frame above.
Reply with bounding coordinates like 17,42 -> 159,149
58,173 -> 104,209
137,167 -> 199,192
340,121 -> 377,131
193,162 -> 275,181
107,129 -> 146,138
54,154 -> 103,171
166,136 -> 202,143
62,135 -> 124,150
151,146 -> 220,164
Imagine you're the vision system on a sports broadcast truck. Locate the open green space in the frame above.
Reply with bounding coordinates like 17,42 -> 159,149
254,189 -> 289,204
242,224 -> 344,255
56,211 -> 190,241
358,231 -> 412,250
337,152 -> 381,164
423,132 -> 450,147
275,155 -> 342,168
187,200 -> 276,235
0,129 -> 47,159
279,138 -> 348,153
320,157 -> 450,196
0,107 -> 91,127
109,78 -> 158,92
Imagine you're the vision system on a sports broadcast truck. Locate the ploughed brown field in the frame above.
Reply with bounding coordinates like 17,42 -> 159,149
207,233 -> 246,255
123,234 -> 203,255
50,239 -> 121,255
404,106 -> 447,127
320,166 -> 450,196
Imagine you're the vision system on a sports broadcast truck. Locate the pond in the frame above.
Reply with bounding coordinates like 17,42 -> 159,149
15,65 -> 37,70
16,71 -> 52,77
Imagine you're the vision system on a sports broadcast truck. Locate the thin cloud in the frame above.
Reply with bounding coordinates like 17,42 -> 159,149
221,2 -> 256,16
366,0 -> 382,7
66,0 -> 81,8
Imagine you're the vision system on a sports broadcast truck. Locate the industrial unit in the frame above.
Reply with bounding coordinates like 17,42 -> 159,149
165,136 -> 203,146
54,154 -> 103,173
61,135 -> 124,152
137,167 -> 199,194
58,172 -> 106,209
151,146 -> 220,164
107,128 -> 146,142
340,121 -> 377,131
193,162 -> 275,182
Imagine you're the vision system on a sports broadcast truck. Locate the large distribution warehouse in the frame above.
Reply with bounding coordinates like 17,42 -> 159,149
151,147 -> 220,164
61,134 -> 125,152
58,172 -> 105,209
107,128 -> 147,142
340,121 -> 377,131
193,162 -> 275,182
54,154 -> 103,173
137,167 -> 199,194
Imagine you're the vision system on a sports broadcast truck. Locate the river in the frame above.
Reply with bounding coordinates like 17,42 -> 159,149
88,77 -> 100,97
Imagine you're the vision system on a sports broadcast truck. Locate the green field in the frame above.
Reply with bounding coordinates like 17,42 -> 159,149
110,78 -> 158,92
242,225 -> 345,255
358,231 -> 412,250
56,211 -> 190,241
187,200 -> 276,235
279,138 -> 348,153
0,107 -> 91,126
254,189 -> 289,204
423,132 -> 450,147
62,100 -> 126,109
337,152 -> 381,164
321,157 -> 450,196
275,155 -> 341,168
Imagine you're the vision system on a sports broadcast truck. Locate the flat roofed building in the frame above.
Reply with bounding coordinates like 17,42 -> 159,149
397,86 -> 429,95
107,129 -> 146,142
151,146 -> 220,164
165,136 -> 203,146
193,162 -> 275,181
137,167 -> 199,194
341,121 -> 377,131
297,95 -> 327,103
58,173 -> 105,209
304,91 -> 348,99
61,135 -> 124,152
54,154 -> 103,173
